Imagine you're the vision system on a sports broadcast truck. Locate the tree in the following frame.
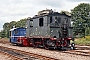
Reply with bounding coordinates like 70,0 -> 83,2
3,22 -> 10,38
16,18 -> 27,28
0,18 -> 28,38
0,30 -> 6,38
60,10 -> 71,16
3,23 -> 9,30
71,3 -> 90,37
9,21 -> 16,29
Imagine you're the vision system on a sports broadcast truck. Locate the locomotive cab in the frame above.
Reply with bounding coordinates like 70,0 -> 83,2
9,28 -> 26,45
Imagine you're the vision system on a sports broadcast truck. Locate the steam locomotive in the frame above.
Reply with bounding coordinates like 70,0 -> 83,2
10,9 -> 75,50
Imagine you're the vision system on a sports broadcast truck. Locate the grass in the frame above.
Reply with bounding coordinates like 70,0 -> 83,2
75,36 -> 90,45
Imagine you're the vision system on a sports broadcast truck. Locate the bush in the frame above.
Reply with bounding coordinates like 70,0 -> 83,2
75,36 -> 90,45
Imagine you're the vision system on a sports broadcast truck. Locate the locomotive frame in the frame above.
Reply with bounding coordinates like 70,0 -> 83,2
10,9 -> 75,50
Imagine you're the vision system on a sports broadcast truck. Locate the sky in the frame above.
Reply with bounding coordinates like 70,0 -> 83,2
0,0 -> 90,30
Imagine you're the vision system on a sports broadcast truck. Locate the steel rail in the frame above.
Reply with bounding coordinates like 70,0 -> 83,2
0,46 -> 59,60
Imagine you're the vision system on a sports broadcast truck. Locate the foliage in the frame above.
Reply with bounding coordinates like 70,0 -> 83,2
0,30 -> 6,38
60,10 -> 71,16
0,18 -> 28,38
75,36 -> 90,45
71,3 -> 90,37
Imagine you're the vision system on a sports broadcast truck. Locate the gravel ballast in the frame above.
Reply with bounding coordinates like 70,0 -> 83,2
0,43 -> 90,60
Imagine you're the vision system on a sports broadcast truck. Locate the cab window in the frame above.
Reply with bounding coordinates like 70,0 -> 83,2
39,18 -> 44,27
50,16 -> 52,23
14,30 -> 18,34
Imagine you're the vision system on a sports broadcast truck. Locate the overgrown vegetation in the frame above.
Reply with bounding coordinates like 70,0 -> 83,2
75,36 -> 90,45
71,3 -> 90,37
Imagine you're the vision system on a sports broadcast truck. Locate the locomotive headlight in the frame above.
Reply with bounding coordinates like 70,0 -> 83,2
72,43 -> 75,46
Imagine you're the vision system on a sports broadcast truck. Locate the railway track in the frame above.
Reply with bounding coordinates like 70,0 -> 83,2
60,45 -> 90,56
63,50 -> 90,56
62,45 -> 90,56
64,45 -> 90,56
0,46 -> 58,60
75,45 -> 90,50
47,47 -> 90,57
57,46 -> 90,56
0,40 -> 90,59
